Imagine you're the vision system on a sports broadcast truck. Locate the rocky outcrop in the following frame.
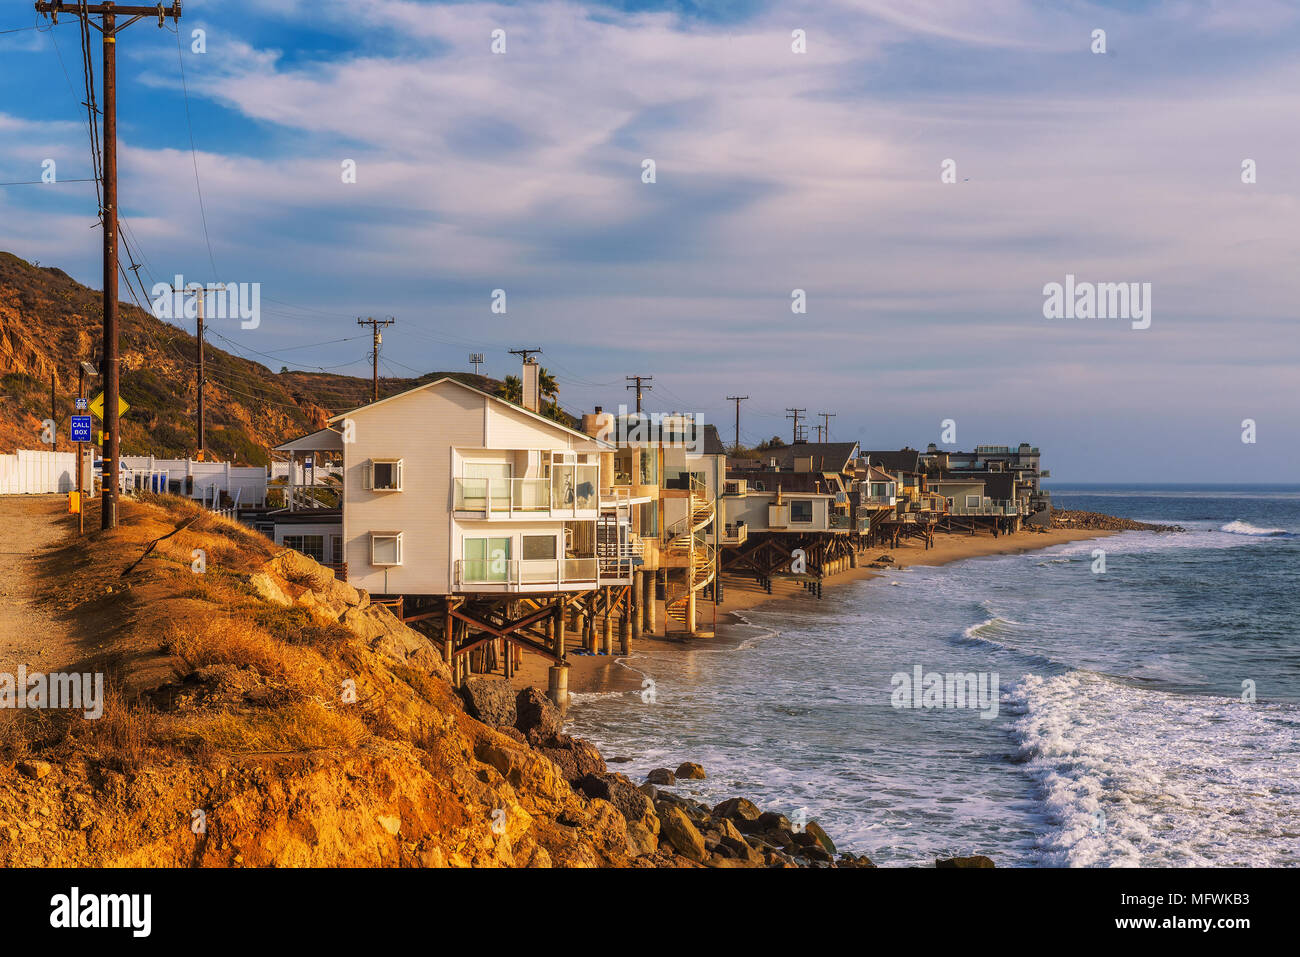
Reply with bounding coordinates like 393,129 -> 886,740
1051,510 -> 1183,533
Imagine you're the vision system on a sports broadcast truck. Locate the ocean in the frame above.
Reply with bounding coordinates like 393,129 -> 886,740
566,485 -> 1300,867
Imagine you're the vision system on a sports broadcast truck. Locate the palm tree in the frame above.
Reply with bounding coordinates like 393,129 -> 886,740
498,368 -> 568,425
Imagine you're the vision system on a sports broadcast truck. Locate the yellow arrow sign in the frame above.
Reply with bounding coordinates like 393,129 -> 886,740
88,392 -> 129,420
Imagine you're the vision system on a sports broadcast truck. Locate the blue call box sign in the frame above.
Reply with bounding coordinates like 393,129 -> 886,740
70,415 -> 92,443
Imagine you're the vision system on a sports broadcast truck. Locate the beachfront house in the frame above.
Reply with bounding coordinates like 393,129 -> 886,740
719,441 -> 863,594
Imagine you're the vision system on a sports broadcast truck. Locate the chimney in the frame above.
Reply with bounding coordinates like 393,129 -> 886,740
521,357 -> 541,413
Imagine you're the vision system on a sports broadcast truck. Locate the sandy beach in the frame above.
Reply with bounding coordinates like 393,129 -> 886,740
510,526 -> 1116,696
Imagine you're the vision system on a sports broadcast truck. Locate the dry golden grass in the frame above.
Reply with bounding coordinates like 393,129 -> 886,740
164,614 -> 334,701
162,700 -> 367,753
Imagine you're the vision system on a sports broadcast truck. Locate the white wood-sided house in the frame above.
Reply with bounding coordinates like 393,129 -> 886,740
327,376 -> 616,597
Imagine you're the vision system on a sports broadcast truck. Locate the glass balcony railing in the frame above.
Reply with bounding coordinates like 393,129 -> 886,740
454,467 -> 600,515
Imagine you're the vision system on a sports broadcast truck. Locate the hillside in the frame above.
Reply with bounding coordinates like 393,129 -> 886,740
0,252 -> 499,464
0,496 -> 861,868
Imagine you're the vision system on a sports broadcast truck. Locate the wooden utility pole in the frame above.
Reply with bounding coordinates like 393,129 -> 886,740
357,316 -> 395,403
626,375 -> 652,413
163,282 -> 222,457
818,411 -> 835,443
196,292 -> 205,456
786,407 -> 806,445
726,395 -> 748,451
35,1 -> 184,529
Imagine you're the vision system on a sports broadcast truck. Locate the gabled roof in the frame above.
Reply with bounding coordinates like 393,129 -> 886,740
866,449 -> 921,473
274,426 -> 343,453
326,376 -> 613,448
701,424 -> 726,457
769,441 -> 860,473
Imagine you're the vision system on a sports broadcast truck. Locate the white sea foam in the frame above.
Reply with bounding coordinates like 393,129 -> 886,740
1219,519 -> 1290,537
1008,672 -> 1300,867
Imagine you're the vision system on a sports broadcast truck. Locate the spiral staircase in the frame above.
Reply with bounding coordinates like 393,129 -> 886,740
664,475 -> 716,631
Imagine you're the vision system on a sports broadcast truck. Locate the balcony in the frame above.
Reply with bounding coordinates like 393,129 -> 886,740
597,537 -> 645,579
454,466 -> 600,517
722,522 -> 748,546
454,557 -> 600,592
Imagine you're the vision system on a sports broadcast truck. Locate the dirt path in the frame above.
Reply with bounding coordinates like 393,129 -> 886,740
0,495 -> 75,670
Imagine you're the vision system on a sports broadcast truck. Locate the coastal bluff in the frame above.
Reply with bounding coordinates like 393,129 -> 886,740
0,496 -> 909,868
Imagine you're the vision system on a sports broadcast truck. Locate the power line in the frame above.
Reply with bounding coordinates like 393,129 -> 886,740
0,178 -> 98,187
173,24 -> 218,277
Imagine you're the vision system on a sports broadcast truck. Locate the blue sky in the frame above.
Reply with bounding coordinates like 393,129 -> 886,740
2,0 -> 1298,481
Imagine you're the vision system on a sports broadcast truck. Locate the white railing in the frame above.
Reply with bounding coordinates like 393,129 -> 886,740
597,537 -> 644,578
947,499 -> 1022,516
120,468 -> 170,495
455,557 -> 600,589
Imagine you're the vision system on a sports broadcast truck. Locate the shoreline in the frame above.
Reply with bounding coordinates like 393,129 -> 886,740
510,526 -> 1118,697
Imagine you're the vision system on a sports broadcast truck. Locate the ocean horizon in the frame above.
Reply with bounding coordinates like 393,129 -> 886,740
568,484 -> 1300,867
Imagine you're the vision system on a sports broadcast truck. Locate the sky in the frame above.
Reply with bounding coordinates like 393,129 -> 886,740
1,0 -> 1297,482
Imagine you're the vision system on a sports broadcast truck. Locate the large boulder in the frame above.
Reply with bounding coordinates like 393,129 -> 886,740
936,855 -> 995,868
656,804 -> 707,863
579,773 -> 658,833
515,687 -> 562,744
460,676 -> 518,728
803,820 -> 836,856
625,820 -> 659,857
538,735 -> 607,784
675,761 -> 706,780
645,768 -> 676,786
713,797 -> 762,827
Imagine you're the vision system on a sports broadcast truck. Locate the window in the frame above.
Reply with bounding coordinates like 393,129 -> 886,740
790,500 -> 813,523
522,535 -> 556,561
283,534 -> 325,562
464,537 -> 511,581
639,501 -> 658,537
965,495 -> 981,509
371,532 -> 403,566
366,459 -> 403,491
330,535 -> 342,564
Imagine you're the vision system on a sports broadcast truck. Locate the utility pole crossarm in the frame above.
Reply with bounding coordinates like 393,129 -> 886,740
626,375 -> 652,414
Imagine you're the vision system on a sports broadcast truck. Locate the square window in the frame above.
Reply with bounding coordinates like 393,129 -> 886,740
522,535 -> 557,561
369,459 -> 403,491
790,500 -> 813,523
371,532 -> 402,566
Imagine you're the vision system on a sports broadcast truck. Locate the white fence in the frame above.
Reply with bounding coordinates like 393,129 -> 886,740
120,457 -> 267,506
0,450 -> 79,495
